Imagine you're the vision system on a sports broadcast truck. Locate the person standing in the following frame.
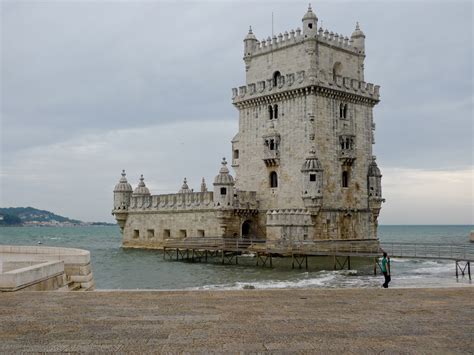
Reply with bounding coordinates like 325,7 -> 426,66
381,252 -> 391,288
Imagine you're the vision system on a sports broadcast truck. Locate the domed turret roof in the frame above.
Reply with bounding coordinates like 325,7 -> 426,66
214,158 -> 235,185
178,177 -> 192,194
351,22 -> 365,38
301,148 -> 323,172
114,170 -> 133,192
302,4 -> 318,21
244,26 -> 257,41
368,156 -> 382,177
133,175 -> 150,195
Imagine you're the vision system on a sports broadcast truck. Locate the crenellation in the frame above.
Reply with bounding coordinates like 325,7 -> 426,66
232,69 -> 380,105
113,5 -> 384,248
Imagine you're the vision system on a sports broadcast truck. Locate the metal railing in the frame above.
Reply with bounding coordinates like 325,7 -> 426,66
380,242 -> 474,261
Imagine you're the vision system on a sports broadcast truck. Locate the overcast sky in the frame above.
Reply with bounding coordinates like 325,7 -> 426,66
1,0 -> 473,224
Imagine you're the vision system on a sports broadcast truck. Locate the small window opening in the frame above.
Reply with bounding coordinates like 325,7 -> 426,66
343,104 -> 348,119
197,229 -> 205,237
163,229 -> 171,238
342,171 -> 349,188
274,104 -> 278,119
133,229 -> 139,239
220,187 -> 227,195
270,171 -> 278,188
147,229 -> 154,239
268,105 -> 273,120
310,174 -> 316,182
308,23 -> 313,29
179,229 -> 187,239
339,103 -> 344,118
269,139 -> 275,150
233,149 -> 239,159
273,71 -> 281,87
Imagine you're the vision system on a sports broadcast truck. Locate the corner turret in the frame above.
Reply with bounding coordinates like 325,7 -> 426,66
301,148 -> 323,213
351,22 -> 365,53
244,26 -> 258,57
113,170 -> 133,210
112,170 -> 133,232
302,4 -> 318,38
213,158 -> 235,208
368,156 -> 385,238
133,175 -> 150,196
178,178 -> 192,194
368,156 -> 383,201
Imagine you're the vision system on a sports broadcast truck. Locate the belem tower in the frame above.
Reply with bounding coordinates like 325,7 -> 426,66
113,5 -> 384,249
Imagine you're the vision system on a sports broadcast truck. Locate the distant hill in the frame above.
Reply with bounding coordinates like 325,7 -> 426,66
0,207 -> 82,226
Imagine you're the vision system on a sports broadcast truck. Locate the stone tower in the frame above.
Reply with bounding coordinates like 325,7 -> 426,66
231,5 -> 384,241
113,5 -> 384,248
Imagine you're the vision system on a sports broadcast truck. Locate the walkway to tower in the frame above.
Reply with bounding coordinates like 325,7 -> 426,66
163,238 -> 473,279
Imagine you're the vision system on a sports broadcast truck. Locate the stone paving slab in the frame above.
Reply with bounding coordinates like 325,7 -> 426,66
0,288 -> 473,353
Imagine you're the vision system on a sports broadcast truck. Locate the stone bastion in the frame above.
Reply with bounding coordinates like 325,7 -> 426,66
0,245 -> 94,292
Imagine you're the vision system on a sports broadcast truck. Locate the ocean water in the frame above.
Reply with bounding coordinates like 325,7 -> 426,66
0,225 -> 472,290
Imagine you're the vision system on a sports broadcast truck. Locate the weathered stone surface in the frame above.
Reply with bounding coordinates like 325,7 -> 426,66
0,246 -> 94,291
0,288 -> 473,353
113,6 -> 384,247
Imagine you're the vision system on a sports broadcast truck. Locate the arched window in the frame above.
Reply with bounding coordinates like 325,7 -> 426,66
273,71 -> 281,87
268,105 -> 273,120
273,104 -> 278,119
333,62 -> 342,82
339,103 -> 344,118
342,171 -> 349,188
242,220 -> 251,237
343,104 -> 348,118
270,171 -> 278,188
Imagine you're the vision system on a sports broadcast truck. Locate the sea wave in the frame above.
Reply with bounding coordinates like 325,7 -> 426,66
188,271 -> 376,290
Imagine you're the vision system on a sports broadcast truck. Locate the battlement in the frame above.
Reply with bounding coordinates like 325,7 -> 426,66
248,27 -> 359,59
316,27 -> 359,53
127,190 -> 258,212
129,191 -> 214,211
233,191 -> 258,210
232,69 -> 380,104
266,209 -> 313,226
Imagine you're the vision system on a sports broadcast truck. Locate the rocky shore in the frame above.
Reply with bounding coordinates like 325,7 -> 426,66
1,288 -> 473,353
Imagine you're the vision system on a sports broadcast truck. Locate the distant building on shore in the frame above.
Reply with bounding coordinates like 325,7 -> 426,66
113,5 -> 384,248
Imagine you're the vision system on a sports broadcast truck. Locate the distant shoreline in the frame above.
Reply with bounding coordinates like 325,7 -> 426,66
0,223 -> 116,228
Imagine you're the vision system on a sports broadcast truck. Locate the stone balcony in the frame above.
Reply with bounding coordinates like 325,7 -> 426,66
263,149 -> 280,167
338,149 -> 356,165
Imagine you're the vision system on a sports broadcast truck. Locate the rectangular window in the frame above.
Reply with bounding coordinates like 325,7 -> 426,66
233,149 -> 239,159
310,174 -> 316,182
163,229 -> 171,239
220,187 -> 227,195
197,229 -> 205,238
147,229 -> 154,239
342,171 -> 349,188
133,229 -> 139,239
179,229 -> 187,239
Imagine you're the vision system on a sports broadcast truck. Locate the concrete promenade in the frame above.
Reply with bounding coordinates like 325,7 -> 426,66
1,288 -> 473,353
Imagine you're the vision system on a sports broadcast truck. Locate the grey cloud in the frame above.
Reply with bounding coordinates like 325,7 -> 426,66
1,1 -> 473,222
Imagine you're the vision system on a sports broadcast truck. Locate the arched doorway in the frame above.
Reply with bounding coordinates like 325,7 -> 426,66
242,220 -> 251,238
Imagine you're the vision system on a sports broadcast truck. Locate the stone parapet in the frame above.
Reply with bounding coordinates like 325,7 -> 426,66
0,245 -> 94,291
129,191 -> 214,211
266,209 -> 313,226
232,70 -> 380,105
249,27 -> 358,58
